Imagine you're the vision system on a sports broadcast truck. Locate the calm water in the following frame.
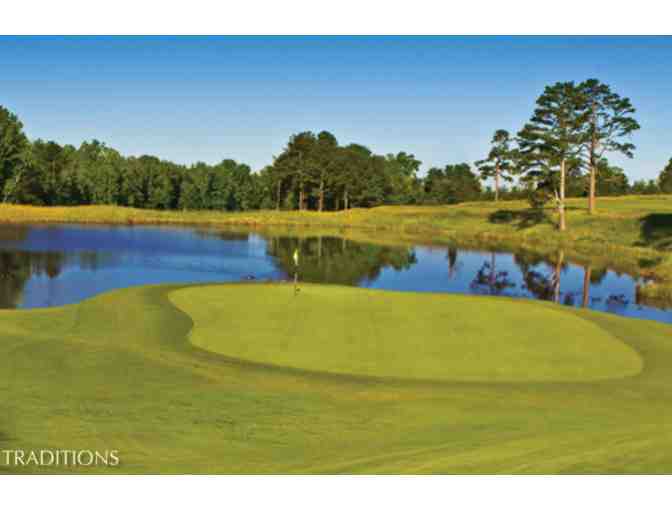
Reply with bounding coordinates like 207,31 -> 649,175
0,224 -> 669,324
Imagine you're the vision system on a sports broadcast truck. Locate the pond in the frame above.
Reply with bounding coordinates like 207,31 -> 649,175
0,223 -> 670,324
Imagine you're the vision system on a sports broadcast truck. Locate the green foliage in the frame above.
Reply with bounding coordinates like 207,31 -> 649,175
269,132 -> 476,209
516,81 -> 589,213
594,159 -> 629,196
528,187 -> 552,209
0,106 -> 31,203
177,160 -> 253,211
0,105 -> 263,212
631,179 -> 660,195
30,140 -> 77,205
122,155 -> 172,209
659,158 -> 672,194
579,78 -> 641,162
384,151 -> 423,204
424,163 -> 481,204
475,129 -> 516,199
74,140 -> 124,205
579,79 -> 640,212
510,80 -> 640,216
0,90 -> 646,213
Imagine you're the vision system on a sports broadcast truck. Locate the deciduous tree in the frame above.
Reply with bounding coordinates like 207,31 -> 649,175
0,106 -> 31,203
658,158 -> 672,194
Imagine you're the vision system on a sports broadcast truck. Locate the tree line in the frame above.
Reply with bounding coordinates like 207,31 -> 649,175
0,109 -> 261,211
0,107 -> 478,210
1,78 -> 671,216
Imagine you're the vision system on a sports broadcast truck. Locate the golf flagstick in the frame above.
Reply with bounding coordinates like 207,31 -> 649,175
293,247 -> 300,294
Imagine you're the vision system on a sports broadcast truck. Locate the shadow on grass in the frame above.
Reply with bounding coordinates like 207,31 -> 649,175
488,209 -> 552,230
638,214 -> 672,250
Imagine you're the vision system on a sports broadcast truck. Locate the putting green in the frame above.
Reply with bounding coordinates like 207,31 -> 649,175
5,282 -> 672,474
170,283 -> 642,382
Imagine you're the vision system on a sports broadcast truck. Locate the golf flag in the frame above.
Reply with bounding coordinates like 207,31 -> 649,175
293,248 -> 299,267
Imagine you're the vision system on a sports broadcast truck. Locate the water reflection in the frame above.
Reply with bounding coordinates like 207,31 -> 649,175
267,236 -> 417,286
515,251 -> 565,303
469,252 -> 516,295
0,224 -> 669,324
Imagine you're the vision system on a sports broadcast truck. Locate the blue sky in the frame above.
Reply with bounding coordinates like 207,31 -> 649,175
1,36 -> 670,180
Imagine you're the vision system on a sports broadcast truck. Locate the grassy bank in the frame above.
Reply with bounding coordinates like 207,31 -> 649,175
1,195 -> 671,297
1,282 -> 671,474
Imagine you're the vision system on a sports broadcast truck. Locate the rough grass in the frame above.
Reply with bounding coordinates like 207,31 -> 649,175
1,282 -> 672,474
1,194 -> 671,296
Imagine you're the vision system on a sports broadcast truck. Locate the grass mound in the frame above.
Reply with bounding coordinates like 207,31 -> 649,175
170,284 -> 642,382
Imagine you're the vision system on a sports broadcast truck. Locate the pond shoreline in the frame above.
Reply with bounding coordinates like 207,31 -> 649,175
1,199 -> 671,304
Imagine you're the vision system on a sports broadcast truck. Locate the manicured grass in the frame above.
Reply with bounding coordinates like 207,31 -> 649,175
171,284 -> 642,382
2,282 -> 672,474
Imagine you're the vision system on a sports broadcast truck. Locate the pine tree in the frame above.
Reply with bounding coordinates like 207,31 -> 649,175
578,79 -> 640,214
475,129 -> 516,202
517,82 -> 588,231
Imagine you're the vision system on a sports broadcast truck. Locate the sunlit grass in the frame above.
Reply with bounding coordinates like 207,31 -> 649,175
171,284 -> 642,382
1,282 -> 671,473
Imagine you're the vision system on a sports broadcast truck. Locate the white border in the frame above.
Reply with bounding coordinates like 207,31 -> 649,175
1,0 -> 671,35
2,475 -> 670,510
2,4 -> 671,509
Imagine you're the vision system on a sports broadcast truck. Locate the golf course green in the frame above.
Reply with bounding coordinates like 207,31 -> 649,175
2,282 -> 672,473
171,284 -> 641,382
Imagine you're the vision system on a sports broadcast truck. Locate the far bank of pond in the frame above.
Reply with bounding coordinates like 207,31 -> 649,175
1,198 -> 671,303
0,222 -> 669,324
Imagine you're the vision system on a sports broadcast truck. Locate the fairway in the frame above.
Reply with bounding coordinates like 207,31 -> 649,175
170,284 -> 642,382
1,282 -> 672,474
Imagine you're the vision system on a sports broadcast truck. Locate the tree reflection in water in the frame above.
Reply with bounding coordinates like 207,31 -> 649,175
265,236 -> 418,286
447,246 -> 459,279
470,252 -> 516,295
511,250 -> 568,303
0,224 -> 663,318
0,251 -> 67,308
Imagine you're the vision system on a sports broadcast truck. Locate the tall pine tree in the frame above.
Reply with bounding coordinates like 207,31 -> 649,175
517,82 -> 588,231
578,79 -> 640,214
475,129 -> 516,202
